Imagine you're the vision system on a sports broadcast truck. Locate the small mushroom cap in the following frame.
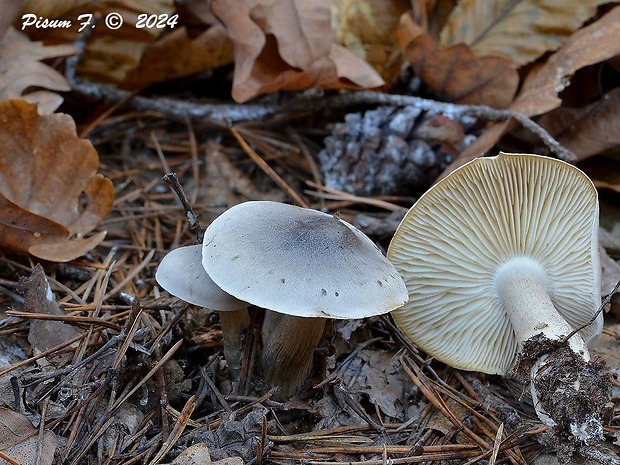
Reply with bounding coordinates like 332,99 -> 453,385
202,201 -> 407,319
156,244 -> 246,311
388,153 -> 601,375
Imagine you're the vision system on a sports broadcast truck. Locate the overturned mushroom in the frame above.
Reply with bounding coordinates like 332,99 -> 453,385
388,153 -> 610,450
202,201 -> 407,399
156,244 -> 250,376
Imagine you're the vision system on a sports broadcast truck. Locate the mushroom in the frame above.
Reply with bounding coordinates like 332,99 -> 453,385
387,153 -> 609,445
156,244 -> 250,376
202,201 -> 408,399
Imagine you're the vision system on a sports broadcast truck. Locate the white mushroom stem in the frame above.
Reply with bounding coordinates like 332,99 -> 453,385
260,312 -> 326,400
494,256 -> 592,428
494,256 -> 589,359
218,308 -> 250,377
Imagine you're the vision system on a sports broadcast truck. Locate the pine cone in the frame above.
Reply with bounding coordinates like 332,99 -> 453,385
319,106 -> 474,196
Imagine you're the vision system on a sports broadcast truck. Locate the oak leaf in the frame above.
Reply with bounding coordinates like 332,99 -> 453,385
398,12 -> 518,108
0,27 -> 73,114
442,5 -> 620,178
210,0 -> 384,103
538,88 -> 620,161
0,99 -> 114,261
440,0 -> 610,67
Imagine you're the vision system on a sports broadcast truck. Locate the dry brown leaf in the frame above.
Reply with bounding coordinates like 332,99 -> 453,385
398,12 -> 518,108
21,0 -> 174,84
210,0 -> 384,103
442,5 -> 620,179
0,407 -> 56,465
330,0 -> 410,84
0,27 -> 73,114
440,0 -> 610,67
122,25 -> 234,88
538,88 -> 620,161
512,6 -> 620,117
0,99 -> 114,261
19,264 -> 82,353
0,192 -> 69,253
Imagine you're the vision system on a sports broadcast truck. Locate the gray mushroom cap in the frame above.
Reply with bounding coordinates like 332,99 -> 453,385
156,244 -> 246,311
202,201 -> 407,319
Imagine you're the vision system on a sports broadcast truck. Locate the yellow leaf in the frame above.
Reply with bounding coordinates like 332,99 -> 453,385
440,0 -> 610,66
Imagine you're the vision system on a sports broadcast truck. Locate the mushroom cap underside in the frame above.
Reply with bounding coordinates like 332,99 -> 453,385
388,153 -> 602,375
202,201 -> 408,319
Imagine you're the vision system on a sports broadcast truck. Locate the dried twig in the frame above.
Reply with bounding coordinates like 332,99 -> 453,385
162,173 -> 204,242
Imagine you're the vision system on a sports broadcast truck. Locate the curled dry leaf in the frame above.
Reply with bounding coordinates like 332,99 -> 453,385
0,99 -> 114,262
443,5 -> 620,179
0,407 -> 56,465
440,0 -> 611,67
0,27 -> 73,114
19,264 -> 81,353
398,12 -> 518,108
539,88 -> 620,161
210,0 -> 384,103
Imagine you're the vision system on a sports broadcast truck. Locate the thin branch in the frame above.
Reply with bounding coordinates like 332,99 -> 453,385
65,29 -> 571,160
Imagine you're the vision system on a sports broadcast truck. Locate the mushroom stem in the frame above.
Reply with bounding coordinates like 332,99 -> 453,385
218,308 -> 250,377
494,257 -> 610,445
494,257 -> 589,358
260,312 -> 326,400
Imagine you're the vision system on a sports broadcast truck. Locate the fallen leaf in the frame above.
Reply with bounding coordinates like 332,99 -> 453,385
0,407 -> 56,465
440,0 -> 610,67
538,88 -> 620,161
0,27 -> 73,114
210,0 -> 384,103
0,99 -> 114,261
441,5 -> 620,179
18,264 -> 81,354
122,25 -> 234,88
330,0 -> 410,84
0,192 -> 69,253
398,12 -> 518,108
512,6 -> 620,117
358,350 -> 407,419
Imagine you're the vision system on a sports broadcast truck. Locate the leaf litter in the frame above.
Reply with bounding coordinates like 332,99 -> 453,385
0,0 -> 620,464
